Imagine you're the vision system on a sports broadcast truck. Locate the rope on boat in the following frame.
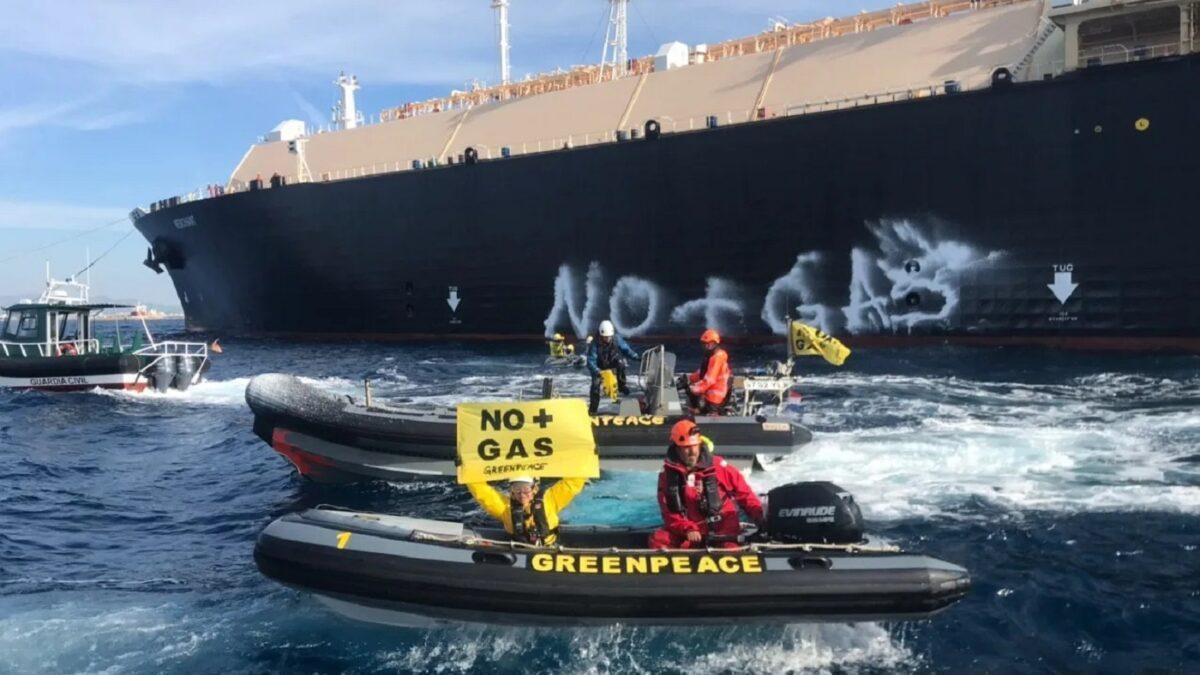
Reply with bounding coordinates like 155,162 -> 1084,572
410,530 -> 900,555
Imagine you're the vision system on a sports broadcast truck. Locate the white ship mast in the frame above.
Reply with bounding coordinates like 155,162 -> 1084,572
332,72 -> 362,130
492,0 -> 512,85
601,0 -> 630,79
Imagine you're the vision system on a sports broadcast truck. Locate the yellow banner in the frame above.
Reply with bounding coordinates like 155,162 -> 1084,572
456,399 -> 598,483
789,321 -> 851,366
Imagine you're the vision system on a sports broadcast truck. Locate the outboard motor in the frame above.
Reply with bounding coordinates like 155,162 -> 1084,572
640,346 -> 683,416
766,481 -> 864,544
173,355 -> 195,392
152,356 -> 176,393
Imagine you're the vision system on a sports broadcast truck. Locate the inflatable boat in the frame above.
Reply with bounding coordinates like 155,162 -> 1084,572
254,483 -> 971,625
247,372 -> 811,483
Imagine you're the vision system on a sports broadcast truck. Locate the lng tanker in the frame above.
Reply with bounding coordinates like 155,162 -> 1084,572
132,0 -> 1200,350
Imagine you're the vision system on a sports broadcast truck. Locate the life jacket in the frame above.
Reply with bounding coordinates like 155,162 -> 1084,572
548,340 -> 566,357
594,337 -> 622,370
662,440 -> 726,525
693,347 -> 731,405
509,493 -> 555,545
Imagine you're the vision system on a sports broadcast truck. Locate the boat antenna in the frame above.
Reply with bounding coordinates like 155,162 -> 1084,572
491,0 -> 512,85
600,0 -> 630,79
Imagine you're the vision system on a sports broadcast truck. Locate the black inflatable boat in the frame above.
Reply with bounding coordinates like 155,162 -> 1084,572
254,483 -> 970,626
247,352 -> 812,483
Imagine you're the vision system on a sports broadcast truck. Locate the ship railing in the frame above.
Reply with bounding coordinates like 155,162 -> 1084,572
1078,41 -> 1181,69
0,338 -> 101,358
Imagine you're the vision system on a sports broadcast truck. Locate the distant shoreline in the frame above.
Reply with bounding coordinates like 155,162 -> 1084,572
93,314 -> 185,322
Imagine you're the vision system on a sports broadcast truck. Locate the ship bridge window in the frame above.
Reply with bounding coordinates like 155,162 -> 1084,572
1079,7 -> 1183,67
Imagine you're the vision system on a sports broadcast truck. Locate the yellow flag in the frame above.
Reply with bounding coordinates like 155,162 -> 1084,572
789,321 -> 851,366
456,399 -> 599,483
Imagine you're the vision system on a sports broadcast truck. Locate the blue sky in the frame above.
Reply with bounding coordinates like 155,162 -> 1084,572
0,0 -> 877,307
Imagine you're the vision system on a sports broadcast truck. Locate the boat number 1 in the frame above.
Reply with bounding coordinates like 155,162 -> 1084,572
336,531 -> 352,549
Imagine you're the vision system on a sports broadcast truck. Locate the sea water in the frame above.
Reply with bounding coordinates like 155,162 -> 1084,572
1,322 -> 1197,673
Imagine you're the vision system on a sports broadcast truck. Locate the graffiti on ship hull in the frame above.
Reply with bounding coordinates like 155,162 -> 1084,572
544,218 -> 1004,337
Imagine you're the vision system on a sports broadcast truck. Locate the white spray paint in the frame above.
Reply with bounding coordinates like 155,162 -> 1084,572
844,219 -> 1003,333
669,277 -> 745,335
542,218 -> 1004,337
543,262 -> 607,338
761,252 -> 840,335
608,275 -> 665,336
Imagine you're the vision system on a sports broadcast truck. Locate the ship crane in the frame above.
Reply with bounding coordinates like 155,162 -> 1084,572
601,0 -> 630,79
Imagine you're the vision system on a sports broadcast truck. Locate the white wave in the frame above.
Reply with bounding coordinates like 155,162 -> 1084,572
97,377 -> 252,406
679,623 -> 914,674
374,623 -> 914,675
755,371 -> 1200,518
0,600 -> 214,674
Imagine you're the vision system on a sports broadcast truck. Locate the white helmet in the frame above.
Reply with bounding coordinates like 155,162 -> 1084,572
598,320 -> 615,337
508,476 -> 535,486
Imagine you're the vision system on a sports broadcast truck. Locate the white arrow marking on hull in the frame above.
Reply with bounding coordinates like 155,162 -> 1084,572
447,287 -> 461,312
1047,271 -> 1078,304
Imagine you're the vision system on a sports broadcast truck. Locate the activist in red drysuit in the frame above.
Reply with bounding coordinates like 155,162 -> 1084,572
647,419 -> 765,550
687,329 -> 731,413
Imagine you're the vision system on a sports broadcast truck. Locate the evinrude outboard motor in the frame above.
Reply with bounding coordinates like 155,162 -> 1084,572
766,481 -> 864,544
640,346 -> 683,416
152,356 -> 176,393
173,356 -> 195,392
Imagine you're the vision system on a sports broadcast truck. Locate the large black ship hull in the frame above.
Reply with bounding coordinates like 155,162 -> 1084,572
134,56 -> 1200,349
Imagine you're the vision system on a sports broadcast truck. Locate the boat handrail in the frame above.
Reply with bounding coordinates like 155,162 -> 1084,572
132,340 -> 209,358
0,338 -> 101,358
132,340 -> 210,377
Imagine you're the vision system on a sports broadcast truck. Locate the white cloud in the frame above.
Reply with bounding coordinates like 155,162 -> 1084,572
0,199 -> 130,231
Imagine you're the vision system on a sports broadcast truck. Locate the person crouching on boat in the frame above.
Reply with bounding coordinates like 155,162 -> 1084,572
548,333 -> 575,358
686,329 -> 731,415
586,319 -> 640,415
648,420 -> 764,550
467,476 -> 586,546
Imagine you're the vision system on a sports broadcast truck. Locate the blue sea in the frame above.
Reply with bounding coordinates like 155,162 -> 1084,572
2,321 -> 1197,673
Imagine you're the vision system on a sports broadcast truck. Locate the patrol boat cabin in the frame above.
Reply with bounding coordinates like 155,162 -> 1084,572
0,275 -> 211,392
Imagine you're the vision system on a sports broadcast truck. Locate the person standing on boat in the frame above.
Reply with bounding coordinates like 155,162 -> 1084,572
686,329 -> 731,415
648,419 -> 763,550
585,319 -> 640,415
466,476 -> 585,546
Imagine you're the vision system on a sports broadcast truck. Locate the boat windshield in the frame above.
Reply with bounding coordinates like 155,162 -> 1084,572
2,311 -> 39,341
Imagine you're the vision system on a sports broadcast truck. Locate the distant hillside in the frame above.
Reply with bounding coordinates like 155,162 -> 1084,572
0,293 -> 182,314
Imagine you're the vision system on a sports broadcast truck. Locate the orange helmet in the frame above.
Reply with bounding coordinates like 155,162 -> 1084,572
670,419 -> 701,448
700,328 -> 721,344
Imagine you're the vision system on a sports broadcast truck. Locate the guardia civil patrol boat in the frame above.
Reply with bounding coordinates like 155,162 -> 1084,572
0,273 -> 212,392
255,482 -> 971,625
246,347 -> 811,482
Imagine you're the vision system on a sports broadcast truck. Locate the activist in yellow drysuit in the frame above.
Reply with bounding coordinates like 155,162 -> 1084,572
466,476 -> 586,546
